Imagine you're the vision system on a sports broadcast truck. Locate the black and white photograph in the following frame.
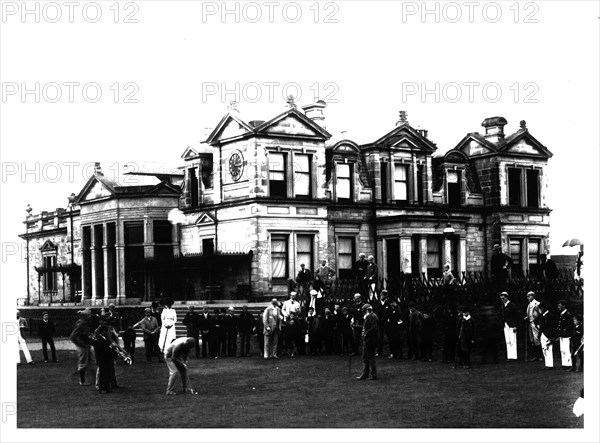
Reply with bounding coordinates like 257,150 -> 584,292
0,1 -> 598,442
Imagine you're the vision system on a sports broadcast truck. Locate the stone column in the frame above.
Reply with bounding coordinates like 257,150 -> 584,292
400,236 -> 412,274
459,237 -> 467,276
419,236 -> 428,277
443,237 -> 452,267
115,221 -> 126,304
90,225 -> 98,303
103,223 -> 110,301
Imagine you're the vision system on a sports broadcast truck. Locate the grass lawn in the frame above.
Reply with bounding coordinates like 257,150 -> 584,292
17,347 -> 583,428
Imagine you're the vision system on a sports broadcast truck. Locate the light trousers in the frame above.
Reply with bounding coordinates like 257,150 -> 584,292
166,358 -> 191,394
540,333 -> 554,367
504,323 -> 517,360
17,335 -> 32,364
559,337 -> 572,367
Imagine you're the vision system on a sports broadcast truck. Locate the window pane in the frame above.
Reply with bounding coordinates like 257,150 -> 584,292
338,238 -> 352,254
447,170 -> 458,183
526,169 -> 539,208
337,164 -> 350,178
508,168 -> 521,206
297,235 -> 312,253
395,164 -> 407,180
528,240 -> 539,264
510,239 -> 522,274
394,182 -> 408,200
271,235 -> 288,278
269,171 -> 285,181
271,238 -> 286,252
269,153 -> 285,172
295,154 -> 310,171
295,174 -> 310,196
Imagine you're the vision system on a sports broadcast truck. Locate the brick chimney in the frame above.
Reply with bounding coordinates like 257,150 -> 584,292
481,116 -> 508,144
302,100 -> 327,129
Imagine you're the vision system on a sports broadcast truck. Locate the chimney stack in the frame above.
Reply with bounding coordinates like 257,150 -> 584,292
302,100 -> 327,129
396,110 -> 408,127
94,162 -> 102,176
481,116 -> 508,144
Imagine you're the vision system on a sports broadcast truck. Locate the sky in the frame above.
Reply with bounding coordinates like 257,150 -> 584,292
1,1 -> 598,441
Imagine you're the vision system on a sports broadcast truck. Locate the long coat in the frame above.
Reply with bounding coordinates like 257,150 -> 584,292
262,305 -> 282,336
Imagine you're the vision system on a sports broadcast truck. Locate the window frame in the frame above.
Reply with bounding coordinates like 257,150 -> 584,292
393,163 -> 409,203
270,233 -> 289,281
268,152 -> 288,199
336,162 -> 354,202
337,236 -> 356,279
293,153 -> 312,199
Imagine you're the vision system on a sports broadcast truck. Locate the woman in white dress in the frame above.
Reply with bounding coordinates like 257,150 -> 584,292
159,299 -> 177,353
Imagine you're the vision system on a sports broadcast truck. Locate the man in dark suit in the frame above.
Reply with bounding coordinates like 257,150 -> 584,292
537,302 -> 558,369
356,304 -> 379,380
500,292 -> 519,361
375,289 -> 392,356
458,306 -> 475,369
237,306 -> 255,357
354,253 -> 369,298
556,300 -> 574,369
197,307 -> 211,358
182,306 -> 201,358
295,263 -> 313,304
408,303 -> 423,360
38,311 -> 58,363
386,302 -> 403,359
490,244 -> 513,288
349,293 -> 364,355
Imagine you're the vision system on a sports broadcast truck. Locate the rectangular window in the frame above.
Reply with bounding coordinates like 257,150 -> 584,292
338,237 -> 355,279
202,238 -> 215,255
427,237 -> 442,278
271,234 -> 288,279
43,256 -> 57,291
336,163 -> 352,201
394,164 -> 408,202
510,239 -> 523,276
269,153 -> 287,198
124,222 -> 144,245
380,162 -> 389,203
447,170 -> 461,207
201,160 -> 213,189
188,167 -> 199,208
528,239 -> 540,276
153,220 -> 172,244
417,164 -> 424,204
526,169 -> 539,208
508,168 -> 522,206
296,235 -> 313,271
294,154 -> 311,198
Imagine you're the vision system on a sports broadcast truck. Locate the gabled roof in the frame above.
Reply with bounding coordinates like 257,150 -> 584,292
195,212 -> 215,225
362,122 -> 437,153
206,107 -> 331,145
499,129 -> 553,158
75,173 -> 180,204
453,133 -> 499,157
253,107 -> 331,140
75,173 -> 120,203
205,112 -> 254,145
40,240 -> 58,252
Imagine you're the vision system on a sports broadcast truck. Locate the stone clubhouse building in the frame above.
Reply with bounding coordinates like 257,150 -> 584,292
19,100 -> 553,306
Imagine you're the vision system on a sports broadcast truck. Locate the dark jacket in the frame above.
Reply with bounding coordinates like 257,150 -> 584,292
362,312 -> 379,346
70,319 -> 91,348
501,301 -> 519,328
458,316 -> 475,344
556,310 -> 574,338
354,259 -> 368,280
296,268 -> 313,284
183,312 -> 200,335
198,313 -> 211,333
537,311 -> 558,340
37,319 -> 56,339
491,252 -> 512,280
237,312 -> 255,334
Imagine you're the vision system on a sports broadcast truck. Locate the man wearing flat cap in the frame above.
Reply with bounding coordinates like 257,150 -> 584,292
524,291 -> 542,361
357,304 -> 379,380
70,309 -> 93,385
134,308 -> 160,362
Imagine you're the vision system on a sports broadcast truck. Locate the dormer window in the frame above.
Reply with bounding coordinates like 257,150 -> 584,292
447,170 -> 462,207
336,163 -> 353,201
393,164 -> 408,202
188,167 -> 199,209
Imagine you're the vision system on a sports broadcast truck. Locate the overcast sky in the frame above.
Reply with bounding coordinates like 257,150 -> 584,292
1,2 -> 599,439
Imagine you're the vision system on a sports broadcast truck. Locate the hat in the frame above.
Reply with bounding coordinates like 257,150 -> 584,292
380,289 -> 388,295
78,308 -> 91,316
526,291 -> 536,297
310,290 -> 318,296
359,253 -> 366,258
271,298 -> 278,303
108,303 -> 116,308
144,307 -> 152,313
500,292 -> 509,297
493,244 -> 501,250
354,293 -> 362,299
290,292 -> 297,296
228,306 -> 235,311
361,304 -> 372,311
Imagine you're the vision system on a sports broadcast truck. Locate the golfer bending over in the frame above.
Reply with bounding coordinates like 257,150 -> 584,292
164,337 -> 198,395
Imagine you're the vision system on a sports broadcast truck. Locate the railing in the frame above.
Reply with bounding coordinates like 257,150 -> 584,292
325,268 -> 583,309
